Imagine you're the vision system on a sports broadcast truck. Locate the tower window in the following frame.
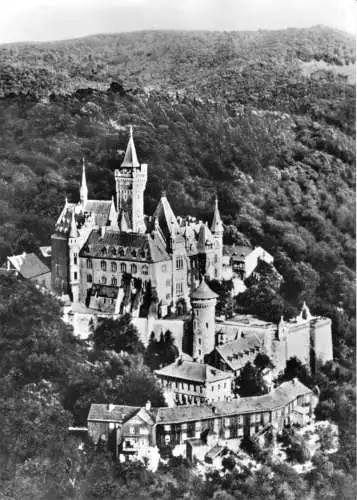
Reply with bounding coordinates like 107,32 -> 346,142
176,282 -> 183,295
87,274 -> 92,283
74,253 -> 78,265
74,272 -> 78,280
111,262 -> 117,272
206,322 -> 209,328
198,338 -> 201,345
100,260 -> 107,271
120,263 -> 126,273
87,259 -> 92,269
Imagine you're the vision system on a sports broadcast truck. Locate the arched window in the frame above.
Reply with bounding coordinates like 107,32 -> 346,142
131,264 -> 137,274
87,259 -> 92,269
101,276 -> 107,285
120,263 -> 126,273
111,262 -> 117,272
100,260 -> 107,271
111,277 -> 117,286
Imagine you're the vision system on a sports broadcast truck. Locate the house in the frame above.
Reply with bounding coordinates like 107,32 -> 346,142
4,252 -> 51,288
155,358 -> 233,405
87,379 -> 316,458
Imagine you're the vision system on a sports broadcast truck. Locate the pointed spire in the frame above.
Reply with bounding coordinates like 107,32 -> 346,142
121,125 -> 140,168
69,209 -> 78,238
80,157 -> 88,205
211,196 -> 223,234
65,195 -> 68,206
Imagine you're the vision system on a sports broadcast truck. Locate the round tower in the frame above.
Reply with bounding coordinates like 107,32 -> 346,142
190,278 -> 218,363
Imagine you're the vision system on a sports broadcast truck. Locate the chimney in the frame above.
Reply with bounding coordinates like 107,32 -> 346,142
100,226 -> 106,238
292,377 -> 298,385
145,400 -> 151,412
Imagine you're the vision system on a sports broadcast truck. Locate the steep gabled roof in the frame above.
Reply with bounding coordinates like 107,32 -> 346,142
211,197 -> 223,234
150,193 -> 179,243
7,252 -> 50,279
55,200 -> 113,235
88,404 -> 139,423
197,223 -> 214,252
215,335 -> 263,371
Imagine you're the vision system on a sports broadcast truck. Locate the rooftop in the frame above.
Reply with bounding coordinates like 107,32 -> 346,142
155,359 -> 232,383
7,252 -> 50,279
190,279 -> 218,300
215,335 -> 263,371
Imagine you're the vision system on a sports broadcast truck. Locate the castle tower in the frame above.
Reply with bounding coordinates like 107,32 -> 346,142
210,196 -> 224,280
80,158 -> 88,205
197,222 -> 215,280
190,277 -> 218,363
68,208 -> 80,302
114,126 -> 147,233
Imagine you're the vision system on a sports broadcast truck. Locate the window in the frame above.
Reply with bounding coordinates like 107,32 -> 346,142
111,262 -> 117,272
164,425 -> 171,432
214,254 -> 218,264
119,248 -> 125,257
74,272 -> 78,280
111,277 -> 117,286
224,418 -> 230,427
161,264 -> 167,272
176,256 -> 183,270
132,250 -> 137,258
74,253 -> 78,265
131,264 -> 137,274
211,386 -> 214,392
120,263 -> 126,273
87,274 -> 92,283
101,276 -> 107,284
129,426 -> 135,435
101,247 -> 107,255
109,422 -> 115,430
176,281 -> 183,295
87,259 -> 92,269
142,265 -> 148,275
100,260 -> 107,271
214,269 -> 218,278
111,247 -> 117,256
198,338 -> 201,345
166,293 -> 171,301
198,349 -> 201,356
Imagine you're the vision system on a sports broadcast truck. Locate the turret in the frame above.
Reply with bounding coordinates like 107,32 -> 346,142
190,277 -> 218,363
80,158 -> 88,205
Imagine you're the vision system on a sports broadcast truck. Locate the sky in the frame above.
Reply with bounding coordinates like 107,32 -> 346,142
0,0 -> 355,44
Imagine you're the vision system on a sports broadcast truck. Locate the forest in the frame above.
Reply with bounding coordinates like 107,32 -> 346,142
0,26 -> 355,498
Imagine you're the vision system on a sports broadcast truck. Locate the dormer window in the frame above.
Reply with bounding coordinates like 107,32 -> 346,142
111,247 -> 117,256
119,248 -> 125,257
132,250 -> 137,258
101,247 -> 107,255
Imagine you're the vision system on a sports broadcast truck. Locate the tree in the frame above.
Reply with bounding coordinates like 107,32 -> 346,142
236,362 -> 268,397
277,357 -> 314,388
93,314 -> 144,354
144,330 -> 179,370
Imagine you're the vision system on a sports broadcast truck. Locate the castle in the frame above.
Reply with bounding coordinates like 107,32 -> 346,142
52,127 -> 333,403
51,126 -> 272,318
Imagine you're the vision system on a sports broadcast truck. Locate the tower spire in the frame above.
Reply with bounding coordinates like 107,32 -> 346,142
211,196 -> 223,234
80,157 -> 88,205
69,208 -> 78,238
121,125 -> 140,168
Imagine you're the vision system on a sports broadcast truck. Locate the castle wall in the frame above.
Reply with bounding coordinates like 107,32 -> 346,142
310,318 -> 333,369
132,317 -> 184,349
286,322 -> 310,367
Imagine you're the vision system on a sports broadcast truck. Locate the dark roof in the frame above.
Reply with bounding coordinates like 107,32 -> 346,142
215,336 -> 262,371
223,245 -> 253,258
149,195 -> 180,243
88,380 -> 312,426
8,252 -> 50,279
55,200 -> 113,235
155,359 -> 232,383
88,404 -> 139,423
190,279 -> 218,300
80,229 -> 170,263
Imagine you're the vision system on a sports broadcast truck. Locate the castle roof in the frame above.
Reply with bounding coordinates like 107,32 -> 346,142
55,200 -> 113,235
190,279 -> 218,300
121,126 -> 140,168
155,359 -> 232,384
150,193 -> 180,243
88,404 -> 139,423
80,229 -> 170,263
197,223 -> 214,251
214,336 -> 262,372
7,252 -> 50,279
